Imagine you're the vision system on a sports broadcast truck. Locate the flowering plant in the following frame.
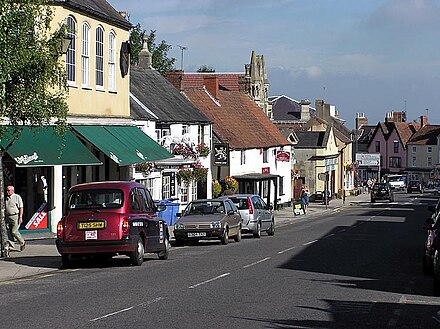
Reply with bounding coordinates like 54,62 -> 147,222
172,143 -> 195,159
221,176 -> 238,193
192,161 -> 208,182
135,162 -> 154,176
212,180 -> 222,197
196,143 -> 210,157
176,167 -> 193,185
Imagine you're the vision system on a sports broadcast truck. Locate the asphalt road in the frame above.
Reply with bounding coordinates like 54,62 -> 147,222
1,192 -> 439,329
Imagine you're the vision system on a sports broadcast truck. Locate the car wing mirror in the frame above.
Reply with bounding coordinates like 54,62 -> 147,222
227,210 -> 235,215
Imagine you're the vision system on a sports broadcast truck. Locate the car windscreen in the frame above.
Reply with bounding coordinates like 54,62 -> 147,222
184,201 -> 224,215
67,189 -> 123,210
373,184 -> 388,190
228,197 -> 249,210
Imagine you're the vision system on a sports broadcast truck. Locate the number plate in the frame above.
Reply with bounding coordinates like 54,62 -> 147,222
78,221 -> 105,230
85,230 -> 97,240
188,232 -> 207,238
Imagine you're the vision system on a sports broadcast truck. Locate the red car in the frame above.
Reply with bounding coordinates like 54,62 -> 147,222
56,181 -> 170,267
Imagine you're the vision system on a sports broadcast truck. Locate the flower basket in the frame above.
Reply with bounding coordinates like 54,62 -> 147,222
172,143 -> 195,159
196,143 -> 210,157
135,162 -> 154,176
176,168 -> 193,185
221,176 -> 238,193
193,167 -> 208,182
212,180 -> 222,197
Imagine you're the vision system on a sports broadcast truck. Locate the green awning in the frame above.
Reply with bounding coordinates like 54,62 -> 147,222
73,125 -> 173,166
0,126 -> 102,167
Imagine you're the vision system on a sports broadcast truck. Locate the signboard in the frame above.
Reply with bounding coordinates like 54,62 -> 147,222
25,202 -> 48,230
325,158 -> 338,172
318,173 -> 328,181
213,143 -> 229,166
356,153 -> 380,166
276,151 -> 290,162
293,202 -> 304,216
262,167 -> 270,174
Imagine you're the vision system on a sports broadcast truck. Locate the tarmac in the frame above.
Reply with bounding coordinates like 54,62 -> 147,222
0,191 -> 371,283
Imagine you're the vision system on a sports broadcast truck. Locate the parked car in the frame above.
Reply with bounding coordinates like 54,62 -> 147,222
370,182 -> 394,202
407,180 -> 423,194
220,194 -> 274,238
56,181 -> 170,267
423,199 -> 440,275
174,198 -> 242,245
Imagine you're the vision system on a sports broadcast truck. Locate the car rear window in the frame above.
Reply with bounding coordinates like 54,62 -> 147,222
228,197 -> 249,210
68,189 -> 123,210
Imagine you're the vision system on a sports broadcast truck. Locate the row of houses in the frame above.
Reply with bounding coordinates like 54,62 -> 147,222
9,0 -> 440,235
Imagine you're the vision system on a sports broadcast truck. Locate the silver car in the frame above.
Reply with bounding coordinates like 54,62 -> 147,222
220,194 -> 274,238
174,199 -> 242,245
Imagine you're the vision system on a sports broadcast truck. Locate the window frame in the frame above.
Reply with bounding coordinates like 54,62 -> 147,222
81,22 -> 90,88
66,16 -> 76,84
108,31 -> 116,92
95,25 -> 104,90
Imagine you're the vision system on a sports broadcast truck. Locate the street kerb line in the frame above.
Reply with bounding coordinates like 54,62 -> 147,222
189,273 -> 231,289
243,257 -> 271,268
90,297 -> 164,322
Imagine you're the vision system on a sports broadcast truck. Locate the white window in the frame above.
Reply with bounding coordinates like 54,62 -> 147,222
180,185 -> 188,203
412,146 -> 416,153
162,175 -> 171,199
241,150 -> 246,165
191,183 -> 197,201
182,125 -> 189,135
108,31 -> 116,91
95,26 -> 104,89
81,22 -> 90,87
428,146 -> 432,153
155,129 -> 161,143
66,16 -> 76,83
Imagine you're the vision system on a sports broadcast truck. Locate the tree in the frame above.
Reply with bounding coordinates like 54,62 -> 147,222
129,23 -> 176,76
0,0 -> 69,257
197,65 -> 215,73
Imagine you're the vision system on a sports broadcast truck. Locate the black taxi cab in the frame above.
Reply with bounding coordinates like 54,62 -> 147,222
56,181 -> 170,267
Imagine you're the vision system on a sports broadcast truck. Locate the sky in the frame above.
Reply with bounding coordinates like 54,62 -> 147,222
107,0 -> 440,129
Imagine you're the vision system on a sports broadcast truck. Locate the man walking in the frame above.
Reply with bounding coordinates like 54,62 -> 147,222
5,185 -> 25,251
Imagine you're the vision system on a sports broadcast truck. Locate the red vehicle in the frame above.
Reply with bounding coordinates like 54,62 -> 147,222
56,181 -> 170,267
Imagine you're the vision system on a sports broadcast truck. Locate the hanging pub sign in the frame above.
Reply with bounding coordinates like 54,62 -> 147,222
213,143 -> 229,166
262,167 -> 270,174
276,150 -> 290,162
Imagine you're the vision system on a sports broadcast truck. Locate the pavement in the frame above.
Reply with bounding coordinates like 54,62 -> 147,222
0,191 -> 371,283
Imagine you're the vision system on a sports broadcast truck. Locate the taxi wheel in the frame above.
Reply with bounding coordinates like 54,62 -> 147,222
130,236 -> 144,266
61,254 -> 72,268
221,228 -> 229,245
158,236 -> 170,260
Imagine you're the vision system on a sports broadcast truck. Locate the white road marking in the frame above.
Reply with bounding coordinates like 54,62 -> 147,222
90,297 -> 164,322
278,246 -> 296,254
243,257 -> 271,268
188,273 -> 231,289
303,240 -> 318,246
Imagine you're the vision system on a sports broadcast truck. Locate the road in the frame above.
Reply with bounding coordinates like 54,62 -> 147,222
0,192 -> 439,329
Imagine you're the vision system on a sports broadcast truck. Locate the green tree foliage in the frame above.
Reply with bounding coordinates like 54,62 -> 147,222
197,65 -> 215,73
129,23 -> 176,76
0,0 -> 69,257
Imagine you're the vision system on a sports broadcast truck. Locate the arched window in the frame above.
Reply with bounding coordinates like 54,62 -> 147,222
66,16 -> 76,83
108,31 -> 116,91
81,22 -> 90,87
95,26 -> 104,89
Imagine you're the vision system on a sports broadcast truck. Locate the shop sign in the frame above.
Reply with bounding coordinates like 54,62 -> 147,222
25,202 -> 48,230
276,151 -> 290,162
262,167 -> 270,174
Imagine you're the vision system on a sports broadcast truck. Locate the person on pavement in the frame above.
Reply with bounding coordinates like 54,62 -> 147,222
5,185 -> 25,251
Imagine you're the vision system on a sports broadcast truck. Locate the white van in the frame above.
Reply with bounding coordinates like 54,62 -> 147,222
386,174 -> 406,190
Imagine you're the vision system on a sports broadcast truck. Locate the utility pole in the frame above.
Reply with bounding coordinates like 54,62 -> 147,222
176,45 -> 187,71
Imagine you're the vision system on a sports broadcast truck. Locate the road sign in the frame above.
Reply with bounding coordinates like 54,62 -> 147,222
355,153 -> 380,166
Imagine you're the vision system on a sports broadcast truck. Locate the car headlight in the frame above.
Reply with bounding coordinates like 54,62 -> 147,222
210,222 -> 222,229
175,222 -> 185,230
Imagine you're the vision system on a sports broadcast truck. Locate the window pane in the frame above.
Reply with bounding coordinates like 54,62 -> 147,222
95,27 -> 104,87
66,16 -> 76,82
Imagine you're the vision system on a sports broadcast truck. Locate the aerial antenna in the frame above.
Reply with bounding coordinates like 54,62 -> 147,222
176,45 -> 187,71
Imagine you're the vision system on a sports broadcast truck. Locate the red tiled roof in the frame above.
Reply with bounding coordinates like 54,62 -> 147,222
408,125 -> 440,145
184,89 -> 289,149
183,73 -> 244,91
394,122 -> 420,145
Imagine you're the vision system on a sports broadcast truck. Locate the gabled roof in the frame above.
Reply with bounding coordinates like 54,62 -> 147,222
295,131 -> 327,148
368,121 -> 420,149
270,95 -> 316,121
53,0 -> 132,30
130,68 -> 211,124
184,89 -> 289,150
183,72 -> 244,91
408,125 -> 440,145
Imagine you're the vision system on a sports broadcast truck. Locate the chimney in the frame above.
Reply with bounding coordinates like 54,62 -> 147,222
138,36 -> 152,69
300,99 -> 311,121
355,112 -> 368,129
315,99 -> 324,119
385,111 -> 406,123
166,70 -> 184,92
203,76 -> 219,100
420,115 -> 428,127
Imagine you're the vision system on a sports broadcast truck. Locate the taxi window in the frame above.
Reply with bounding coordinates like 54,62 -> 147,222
138,188 -> 153,211
130,189 -> 140,211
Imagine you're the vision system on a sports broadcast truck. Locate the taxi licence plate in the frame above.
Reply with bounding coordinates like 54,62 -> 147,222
78,221 -> 105,230
188,232 -> 206,238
